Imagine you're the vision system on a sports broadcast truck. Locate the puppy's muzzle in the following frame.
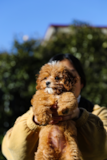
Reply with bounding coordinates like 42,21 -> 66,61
46,81 -> 51,87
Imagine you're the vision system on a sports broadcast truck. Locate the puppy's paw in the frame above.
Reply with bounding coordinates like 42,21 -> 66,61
33,107 -> 52,125
57,92 -> 78,115
31,90 -> 55,107
31,90 -> 55,125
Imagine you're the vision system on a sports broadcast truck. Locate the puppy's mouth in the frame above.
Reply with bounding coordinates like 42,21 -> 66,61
45,85 -> 64,95
45,87 -> 54,94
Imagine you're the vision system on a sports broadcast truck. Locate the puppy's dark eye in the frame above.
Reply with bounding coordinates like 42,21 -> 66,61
44,77 -> 47,80
55,76 -> 60,80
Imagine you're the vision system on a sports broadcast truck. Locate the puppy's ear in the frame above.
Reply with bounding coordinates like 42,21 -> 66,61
63,69 -> 77,91
36,74 -> 40,90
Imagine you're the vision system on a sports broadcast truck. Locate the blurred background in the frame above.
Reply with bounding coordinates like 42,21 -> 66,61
0,0 -> 107,159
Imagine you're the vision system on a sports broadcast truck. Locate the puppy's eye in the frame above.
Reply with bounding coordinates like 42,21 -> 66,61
44,77 -> 47,80
55,76 -> 60,80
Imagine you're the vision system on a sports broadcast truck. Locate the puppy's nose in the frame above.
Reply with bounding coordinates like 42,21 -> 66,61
46,81 -> 51,86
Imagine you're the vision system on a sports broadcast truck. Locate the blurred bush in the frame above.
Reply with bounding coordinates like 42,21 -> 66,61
0,23 -> 107,159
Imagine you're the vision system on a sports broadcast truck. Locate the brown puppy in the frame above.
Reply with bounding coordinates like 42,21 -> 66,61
31,61 -> 82,160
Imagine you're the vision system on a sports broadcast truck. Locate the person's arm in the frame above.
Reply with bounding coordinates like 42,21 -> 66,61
75,107 -> 107,160
92,104 -> 107,131
2,107 -> 41,160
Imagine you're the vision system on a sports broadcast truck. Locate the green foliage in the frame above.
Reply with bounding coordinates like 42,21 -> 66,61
0,23 -> 107,159
0,40 -> 44,159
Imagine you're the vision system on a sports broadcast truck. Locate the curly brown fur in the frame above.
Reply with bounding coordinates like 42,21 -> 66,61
36,62 -> 77,94
31,61 -> 82,160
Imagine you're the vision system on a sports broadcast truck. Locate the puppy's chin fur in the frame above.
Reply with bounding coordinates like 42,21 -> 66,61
45,88 -> 54,94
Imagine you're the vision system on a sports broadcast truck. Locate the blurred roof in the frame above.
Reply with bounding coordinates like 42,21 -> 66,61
44,24 -> 107,41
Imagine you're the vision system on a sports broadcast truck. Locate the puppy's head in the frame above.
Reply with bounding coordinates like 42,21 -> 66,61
36,61 -> 77,94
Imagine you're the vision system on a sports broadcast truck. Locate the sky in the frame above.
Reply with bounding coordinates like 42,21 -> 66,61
0,0 -> 107,52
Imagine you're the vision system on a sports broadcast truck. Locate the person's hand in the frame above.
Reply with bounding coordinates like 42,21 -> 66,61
33,103 -> 80,125
49,106 -> 80,124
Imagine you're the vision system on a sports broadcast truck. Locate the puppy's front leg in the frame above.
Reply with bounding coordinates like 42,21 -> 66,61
57,92 -> 78,116
31,90 -> 55,125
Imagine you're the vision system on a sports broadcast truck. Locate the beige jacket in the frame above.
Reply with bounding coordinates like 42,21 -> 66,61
2,105 -> 107,160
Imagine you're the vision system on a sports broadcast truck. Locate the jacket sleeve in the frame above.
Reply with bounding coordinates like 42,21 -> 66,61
92,104 -> 107,131
2,107 -> 41,160
75,106 -> 107,160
